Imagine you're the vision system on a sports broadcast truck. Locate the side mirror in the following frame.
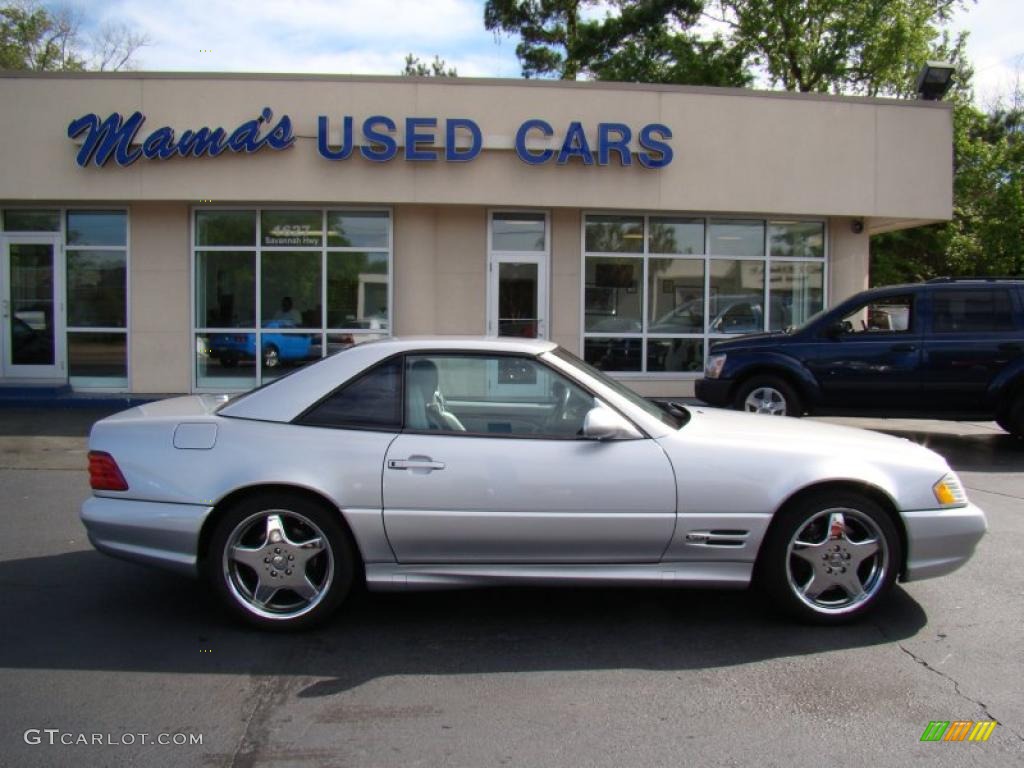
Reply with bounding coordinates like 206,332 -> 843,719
825,321 -> 846,339
582,406 -> 641,441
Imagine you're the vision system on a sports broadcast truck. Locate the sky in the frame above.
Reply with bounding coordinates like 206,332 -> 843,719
64,0 -> 1023,105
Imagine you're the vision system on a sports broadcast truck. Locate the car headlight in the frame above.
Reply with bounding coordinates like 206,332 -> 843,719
933,472 -> 968,508
705,353 -> 727,379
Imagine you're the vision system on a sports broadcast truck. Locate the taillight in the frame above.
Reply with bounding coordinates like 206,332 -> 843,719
88,451 -> 129,491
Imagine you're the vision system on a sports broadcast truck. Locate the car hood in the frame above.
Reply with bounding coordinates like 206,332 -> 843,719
657,406 -> 952,513
709,331 -> 791,350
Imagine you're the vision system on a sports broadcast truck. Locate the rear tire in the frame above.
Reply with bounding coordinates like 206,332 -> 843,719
758,491 -> 901,625
207,492 -> 355,630
734,375 -> 803,417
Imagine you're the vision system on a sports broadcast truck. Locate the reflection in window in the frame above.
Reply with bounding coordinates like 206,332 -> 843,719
585,257 -> 643,333
709,261 -> 765,334
648,259 -> 704,333
649,217 -> 704,255
196,211 -> 256,246
585,215 -> 644,253
709,219 -> 764,257
769,262 -> 824,330
327,211 -> 389,248
193,208 -> 391,389
769,220 -> 824,258
327,252 -> 389,330
68,332 -> 127,381
67,250 -> 126,328
260,251 -> 322,329
195,251 -> 256,328
3,209 -> 59,232
66,211 -> 127,247
647,338 -> 703,372
584,337 -> 642,372
492,213 -> 546,251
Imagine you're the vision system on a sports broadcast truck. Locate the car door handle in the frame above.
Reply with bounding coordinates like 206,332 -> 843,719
890,344 -> 916,352
388,458 -> 446,471
998,343 -> 1021,353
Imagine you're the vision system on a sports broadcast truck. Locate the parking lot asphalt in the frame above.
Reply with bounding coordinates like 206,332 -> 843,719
0,406 -> 1021,767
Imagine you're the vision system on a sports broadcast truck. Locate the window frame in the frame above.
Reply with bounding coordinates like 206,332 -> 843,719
190,204 -> 393,393
0,205 -> 131,390
580,211 -> 828,379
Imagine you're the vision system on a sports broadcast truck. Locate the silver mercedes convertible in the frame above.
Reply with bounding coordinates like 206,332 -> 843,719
82,337 -> 986,629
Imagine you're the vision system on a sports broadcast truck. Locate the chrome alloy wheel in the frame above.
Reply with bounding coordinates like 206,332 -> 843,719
222,510 -> 334,621
263,345 -> 280,368
785,508 -> 888,615
743,386 -> 788,415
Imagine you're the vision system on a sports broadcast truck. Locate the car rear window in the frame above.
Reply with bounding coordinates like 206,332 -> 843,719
298,357 -> 402,429
932,289 -> 1016,333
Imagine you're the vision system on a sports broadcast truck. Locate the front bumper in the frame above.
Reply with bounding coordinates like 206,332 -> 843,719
694,377 -> 732,407
81,496 -> 214,577
901,502 -> 987,582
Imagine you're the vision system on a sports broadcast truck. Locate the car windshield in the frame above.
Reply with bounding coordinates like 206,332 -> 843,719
788,305 -> 833,334
549,347 -> 685,430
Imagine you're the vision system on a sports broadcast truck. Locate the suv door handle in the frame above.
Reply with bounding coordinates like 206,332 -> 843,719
998,343 -> 1021,353
890,343 -> 916,352
388,458 -> 446,471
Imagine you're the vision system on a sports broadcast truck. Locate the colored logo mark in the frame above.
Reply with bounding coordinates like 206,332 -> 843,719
920,720 -> 997,742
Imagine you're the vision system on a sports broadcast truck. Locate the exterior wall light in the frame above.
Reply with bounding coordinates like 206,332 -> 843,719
915,62 -> 956,101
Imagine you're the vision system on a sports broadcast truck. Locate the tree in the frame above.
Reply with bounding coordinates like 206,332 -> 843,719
484,0 -> 750,86
402,54 -> 457,77
711,0 -> 969,96
0,1 -> 147,72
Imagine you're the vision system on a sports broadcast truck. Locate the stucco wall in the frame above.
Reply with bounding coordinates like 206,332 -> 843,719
0,74 -> 952,224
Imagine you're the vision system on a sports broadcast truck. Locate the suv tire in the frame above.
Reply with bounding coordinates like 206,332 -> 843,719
734,375 -> 803,417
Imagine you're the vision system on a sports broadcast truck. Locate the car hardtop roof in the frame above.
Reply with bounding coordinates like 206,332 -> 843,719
364,336 -> 559,355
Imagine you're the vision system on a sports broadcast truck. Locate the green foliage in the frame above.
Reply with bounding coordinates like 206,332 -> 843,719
483,0 -> 750,86
712,0 -> 967,96
402,54 -> 458,77
0,3 -> 84,70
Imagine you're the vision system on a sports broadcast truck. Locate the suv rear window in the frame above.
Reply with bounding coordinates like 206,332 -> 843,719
932,289 -> 1016,333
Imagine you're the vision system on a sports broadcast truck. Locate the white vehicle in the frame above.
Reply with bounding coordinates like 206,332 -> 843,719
82,337 -> 986,630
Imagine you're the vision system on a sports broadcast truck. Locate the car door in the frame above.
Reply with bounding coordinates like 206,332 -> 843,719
920,286 -> 1022,413
382,352 -> 677,564
802,292 -> 923,410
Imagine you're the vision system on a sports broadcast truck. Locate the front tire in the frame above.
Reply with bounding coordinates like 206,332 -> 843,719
758,491 -> 901,624
207,493 -> 355,630
734,375 -> 802,416
996,394 -> 1024,437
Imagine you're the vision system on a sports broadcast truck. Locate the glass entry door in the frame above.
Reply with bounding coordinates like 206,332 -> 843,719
488,254 -> 548,339
2,235 -> 64,379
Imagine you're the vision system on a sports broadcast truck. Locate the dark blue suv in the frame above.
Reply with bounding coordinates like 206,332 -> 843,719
695,278 -> 1024,436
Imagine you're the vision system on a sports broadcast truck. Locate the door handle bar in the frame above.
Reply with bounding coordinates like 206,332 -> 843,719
388,458 -> 446,471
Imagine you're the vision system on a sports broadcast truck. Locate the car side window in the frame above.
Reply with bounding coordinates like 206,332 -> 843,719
839,295 -> 913,335
404,354 -> 597,438
299,357 -> 402,429
932,289 -> 1016,333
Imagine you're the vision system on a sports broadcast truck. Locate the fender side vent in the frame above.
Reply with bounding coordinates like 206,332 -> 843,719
685,530 -> 750,547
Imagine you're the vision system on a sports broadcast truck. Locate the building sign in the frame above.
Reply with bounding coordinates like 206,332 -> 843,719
68,108 -> 673,169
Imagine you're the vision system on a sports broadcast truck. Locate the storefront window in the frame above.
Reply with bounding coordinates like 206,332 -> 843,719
649,217 -> 703,255
585,215 -> 644,253
3,209 -> 60,232
583,213 -> 825,374
709,219 -> 764,257
193,207 -> 392,390
66,210 -> 128,388
491,213 -> 546,252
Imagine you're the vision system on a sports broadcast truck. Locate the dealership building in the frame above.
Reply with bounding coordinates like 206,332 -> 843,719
0,72 -> 952,397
